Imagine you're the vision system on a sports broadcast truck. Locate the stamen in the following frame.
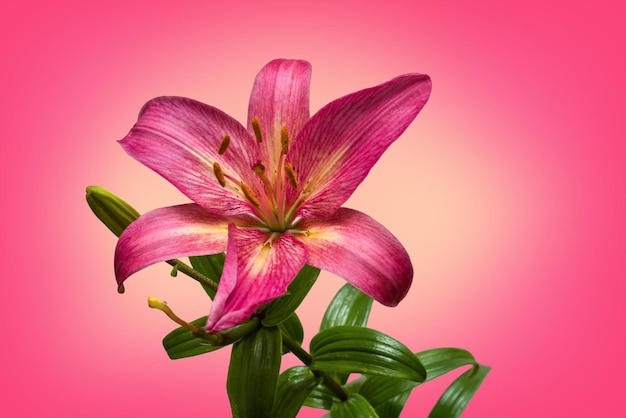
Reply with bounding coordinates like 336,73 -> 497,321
213,162 -> 226,187
251,117 -> 263,143
252,160 -> 266,175
285,163 -> 298,189
281,126 -> 290,155
218,135 -> 231,155
241,183 -> 261,206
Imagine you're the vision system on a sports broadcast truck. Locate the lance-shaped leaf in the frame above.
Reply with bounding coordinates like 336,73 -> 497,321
272,367 -> 322,418
319,284 -> 373,384
346,375 -> 416,413
417,347 -> 479,382
371,391 -> 412,418
189,253 -> 225,299
345,347 -> 484,417
303,382 -> 340,410
310,326 -> 426,382
262,264 -> 320,326
320,283 -> 373,331
278,312 -> 304,354
329,394 -> 379,418
227,326 -> 282,418
162,316 -> 259,360
428,364 -> 490,418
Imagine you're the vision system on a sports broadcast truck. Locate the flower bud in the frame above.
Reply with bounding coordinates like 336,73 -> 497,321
85,186 -> 140,237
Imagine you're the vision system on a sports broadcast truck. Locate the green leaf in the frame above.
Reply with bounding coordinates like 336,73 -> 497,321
329,394 -> 379,418
320,284 -> 373,332
348,375 -> 416,412
272,367 -> 322,418
227,326 -> 282,418
262,264 -> 320,326
417,347 -> 479,382
303,382 -> 341,410
162,317 -> 259,360
278,313 -> 304,354
319,284 -> 373,384
373,391 -> 412,418
428,364 -> 491,418
310,326 -> 426,382
189,253 -> 225,299
345,375 -> 414,418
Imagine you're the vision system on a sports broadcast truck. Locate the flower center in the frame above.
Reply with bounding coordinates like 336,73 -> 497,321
212,117 -> 305,232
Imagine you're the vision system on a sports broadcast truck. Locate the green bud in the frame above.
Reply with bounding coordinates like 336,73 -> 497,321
85,186 -> 140,237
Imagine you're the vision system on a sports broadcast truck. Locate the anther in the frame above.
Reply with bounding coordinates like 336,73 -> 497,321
251,117 -> 263,143
218,135 -> 231,155
252,160 -> 266,175
285,163 -> 298,188
281,126 -> 290,155
241,183 -> 260,206
213,162 -> 226,187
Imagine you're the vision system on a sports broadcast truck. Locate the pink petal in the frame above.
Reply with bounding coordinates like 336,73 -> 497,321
297,208 -> 413,306
206,224 -> 307,332
115,204 -> 229,288
119,96 -> 261,217
290,74 -> 431,218
247,59 -> 311,176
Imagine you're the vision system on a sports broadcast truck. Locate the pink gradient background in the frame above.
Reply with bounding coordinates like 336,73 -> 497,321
2,0 -> 624,416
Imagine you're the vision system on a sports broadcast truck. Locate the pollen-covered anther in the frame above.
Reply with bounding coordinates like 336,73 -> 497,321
252,160 -> 266,174
284,163 -> 298,188
251,117 -> 263,143
241,183 -> 261,206
213,162 -> 226,187
218,135 -> 231,155
281,126 -> 290,155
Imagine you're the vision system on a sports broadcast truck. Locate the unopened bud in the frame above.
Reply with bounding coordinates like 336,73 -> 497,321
86,186 -> 140,237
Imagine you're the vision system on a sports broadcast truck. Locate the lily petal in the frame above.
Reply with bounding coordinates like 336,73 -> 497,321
291,74 -> 432,218
297,208 -> 413,306
247,59 -> 311,174
119,96 -> 261,217
115,204 -> 229,288
206,224 -> 307,332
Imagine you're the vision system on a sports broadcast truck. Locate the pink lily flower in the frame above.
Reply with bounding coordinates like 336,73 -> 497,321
115,59 -> 431,332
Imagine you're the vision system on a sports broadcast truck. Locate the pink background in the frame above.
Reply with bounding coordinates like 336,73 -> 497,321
2,0 -> 624,416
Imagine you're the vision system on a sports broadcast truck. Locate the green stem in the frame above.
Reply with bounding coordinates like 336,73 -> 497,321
281,329 -> 349,402
166,259 -> 219,291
